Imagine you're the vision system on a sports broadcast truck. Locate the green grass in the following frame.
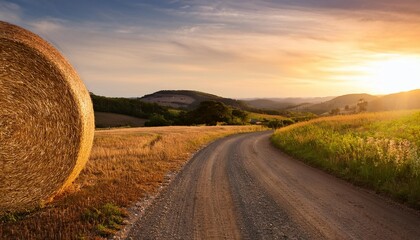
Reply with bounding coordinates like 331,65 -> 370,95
271,110 -> 420,208
82,203 -> 127,237
248,112 -> 290,122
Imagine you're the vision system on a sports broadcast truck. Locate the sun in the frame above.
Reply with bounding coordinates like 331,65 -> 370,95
360,54 -> 420,94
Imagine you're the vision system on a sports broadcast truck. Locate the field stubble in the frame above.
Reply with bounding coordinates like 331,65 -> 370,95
0,125 -> 263,239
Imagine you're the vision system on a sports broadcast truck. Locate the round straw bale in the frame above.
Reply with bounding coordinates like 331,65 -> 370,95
0,21 -> 94,213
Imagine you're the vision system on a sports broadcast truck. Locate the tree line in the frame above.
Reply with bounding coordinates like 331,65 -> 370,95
91,93 -> 250,127
91,93 -> 169,119
146,101 -> 249,126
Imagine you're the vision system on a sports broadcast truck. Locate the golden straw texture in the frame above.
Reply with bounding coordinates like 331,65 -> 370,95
0,21 -> 94,213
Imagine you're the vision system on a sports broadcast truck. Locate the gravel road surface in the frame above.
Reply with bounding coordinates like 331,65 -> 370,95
127,131 -> 420,239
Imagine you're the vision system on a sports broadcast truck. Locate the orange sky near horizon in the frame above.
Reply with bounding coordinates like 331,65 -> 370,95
1,1 -> 420,98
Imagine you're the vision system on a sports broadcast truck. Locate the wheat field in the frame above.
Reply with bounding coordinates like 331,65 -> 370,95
0,125 -> 264,239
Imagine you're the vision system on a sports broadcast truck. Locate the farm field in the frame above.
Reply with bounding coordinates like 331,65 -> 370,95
0,125 -> 263,239
271,110 -> 420,208
94,111 -> 147,128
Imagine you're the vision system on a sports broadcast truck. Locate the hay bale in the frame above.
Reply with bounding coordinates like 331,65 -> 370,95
0,21 -> 94,213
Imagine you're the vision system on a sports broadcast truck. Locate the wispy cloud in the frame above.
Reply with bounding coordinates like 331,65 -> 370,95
1,0 -> 420,97
0,2 -> 21,23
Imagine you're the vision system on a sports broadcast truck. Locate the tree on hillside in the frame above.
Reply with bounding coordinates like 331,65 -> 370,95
231,109 -> 249,125
266,119 -> 295,129
144,114 -> 172,126
330,108 -> 340,115
189,101 -> 232,125
90,93 -> 169,119
357,98 -> 368,112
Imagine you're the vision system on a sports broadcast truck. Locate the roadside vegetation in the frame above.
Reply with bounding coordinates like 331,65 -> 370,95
248,111 -> 317,129
271,110 -> 420,208
0,126 -> 264,239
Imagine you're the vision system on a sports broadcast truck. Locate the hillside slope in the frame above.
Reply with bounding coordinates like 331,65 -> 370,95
91,93 -> 169,118
300,94 -> 378,114
94,112 -> 147,128
243,99 -> 291,110
244,96 -> 334,111
140,90 -> 246,110
368,89 -> 420,111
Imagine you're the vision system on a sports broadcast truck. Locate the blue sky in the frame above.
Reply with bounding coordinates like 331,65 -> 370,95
1,0 -> 420,98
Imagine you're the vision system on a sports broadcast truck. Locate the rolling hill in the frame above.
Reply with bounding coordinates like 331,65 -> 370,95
368,89 -> 420,111
243,96 -> 335,111
295,90 -> 420,114
91,89 -> 420,127
140,90 -> 246,110
91,93 -> 169,119
296,94 -> 378,114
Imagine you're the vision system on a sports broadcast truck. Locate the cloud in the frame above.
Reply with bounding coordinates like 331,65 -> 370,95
28,19 -> 66,34
51,5 -> 420,96
2,0 -> 420,97
0,2 -> 22,23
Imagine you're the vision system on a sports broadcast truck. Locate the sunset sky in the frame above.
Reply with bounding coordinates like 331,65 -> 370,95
1,0 -> 420,98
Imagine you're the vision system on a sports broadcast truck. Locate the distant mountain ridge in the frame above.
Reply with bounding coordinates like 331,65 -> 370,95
244,96 -> 335,111
139,89 -> 420,114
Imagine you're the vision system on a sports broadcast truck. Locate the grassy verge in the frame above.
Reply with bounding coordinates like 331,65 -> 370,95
271,110 -> 420,209
248,112 -> 289,121
0,125 -> 264,239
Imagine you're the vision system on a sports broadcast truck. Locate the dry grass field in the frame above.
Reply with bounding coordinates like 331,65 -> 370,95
0,125 -> 264,239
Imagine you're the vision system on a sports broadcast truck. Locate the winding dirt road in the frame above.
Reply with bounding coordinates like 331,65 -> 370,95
127,131 -> 420,239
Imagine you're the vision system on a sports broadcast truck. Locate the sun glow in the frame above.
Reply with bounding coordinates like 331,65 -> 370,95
358,54 -> 420,94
